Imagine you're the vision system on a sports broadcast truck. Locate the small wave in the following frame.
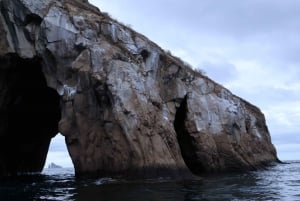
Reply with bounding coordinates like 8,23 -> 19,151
94,178 -> 115,185
3,163 -> 300,201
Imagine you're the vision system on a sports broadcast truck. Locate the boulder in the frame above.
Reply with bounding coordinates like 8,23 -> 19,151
0,0 -> 279,179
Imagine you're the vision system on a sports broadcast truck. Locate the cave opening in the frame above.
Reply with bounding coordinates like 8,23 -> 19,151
173,95 -> 203,175
45,133 -> 74,170
0,54 -> 65,176
140,49 -> 150,62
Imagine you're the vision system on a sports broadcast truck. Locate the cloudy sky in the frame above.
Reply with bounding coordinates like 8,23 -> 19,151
47,0 -> 300,168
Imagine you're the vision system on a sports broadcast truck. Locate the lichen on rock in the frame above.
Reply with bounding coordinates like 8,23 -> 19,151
0,0 -> 279,179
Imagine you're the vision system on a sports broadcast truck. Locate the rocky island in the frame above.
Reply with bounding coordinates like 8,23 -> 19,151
48,162 -> 62,169
0,0 -> 279,179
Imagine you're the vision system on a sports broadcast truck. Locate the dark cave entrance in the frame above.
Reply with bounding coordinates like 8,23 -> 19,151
174,95 -> 203,175
0,54 -> 62,175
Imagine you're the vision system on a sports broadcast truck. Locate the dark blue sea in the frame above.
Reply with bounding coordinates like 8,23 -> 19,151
0,161 -> 299,201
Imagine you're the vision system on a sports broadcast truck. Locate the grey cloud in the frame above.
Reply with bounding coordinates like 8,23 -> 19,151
48,134 -> 67,152
95,0 -> 300,36
231,87 -> 300,107
49,143 -> 66,152
93,0 -> 300,65
272,129 -> 300,141
275,143 -> 300,160
199,61 -> 238,83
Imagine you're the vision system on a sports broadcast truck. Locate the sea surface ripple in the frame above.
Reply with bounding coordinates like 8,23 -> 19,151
0,161 -> 300,201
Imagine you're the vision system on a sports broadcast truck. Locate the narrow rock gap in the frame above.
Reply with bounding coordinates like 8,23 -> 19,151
173,95 -> 202,175
0,54 -> 67,176
45,133 -> 74,170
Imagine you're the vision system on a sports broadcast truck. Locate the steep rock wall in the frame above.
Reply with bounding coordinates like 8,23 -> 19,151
0,0 -> 278,178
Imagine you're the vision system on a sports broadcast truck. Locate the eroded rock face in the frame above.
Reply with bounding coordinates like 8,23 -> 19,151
0,0 -> 279,178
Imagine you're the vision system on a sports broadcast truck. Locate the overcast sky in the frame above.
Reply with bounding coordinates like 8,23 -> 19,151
47,0 -> 300,168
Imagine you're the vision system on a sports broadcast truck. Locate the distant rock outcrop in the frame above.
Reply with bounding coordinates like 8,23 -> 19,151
0,0 -> 279,179
48,162 -> 62,169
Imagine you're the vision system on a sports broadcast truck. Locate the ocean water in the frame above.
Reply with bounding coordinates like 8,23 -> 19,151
0,161 -> 300,201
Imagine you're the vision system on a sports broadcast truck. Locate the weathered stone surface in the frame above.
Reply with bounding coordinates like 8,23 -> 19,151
0,0 -> 279,179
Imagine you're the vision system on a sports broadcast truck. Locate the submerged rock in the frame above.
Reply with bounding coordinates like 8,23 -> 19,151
0,0 -> 279,179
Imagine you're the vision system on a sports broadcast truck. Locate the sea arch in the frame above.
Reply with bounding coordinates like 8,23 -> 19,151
0,54 -> 63,176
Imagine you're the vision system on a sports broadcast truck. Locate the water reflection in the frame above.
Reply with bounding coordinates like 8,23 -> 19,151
1,162 -> 300,201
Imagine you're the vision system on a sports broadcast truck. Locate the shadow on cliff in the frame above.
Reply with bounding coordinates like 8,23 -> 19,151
0,54 -> 63,176
174,95 -> 202,175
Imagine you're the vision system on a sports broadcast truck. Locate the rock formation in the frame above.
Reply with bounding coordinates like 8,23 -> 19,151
0,0 -> 279,179
48,162 -> 62,169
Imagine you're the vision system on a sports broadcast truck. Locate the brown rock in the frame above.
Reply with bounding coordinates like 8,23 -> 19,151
0,0 -> 279,179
